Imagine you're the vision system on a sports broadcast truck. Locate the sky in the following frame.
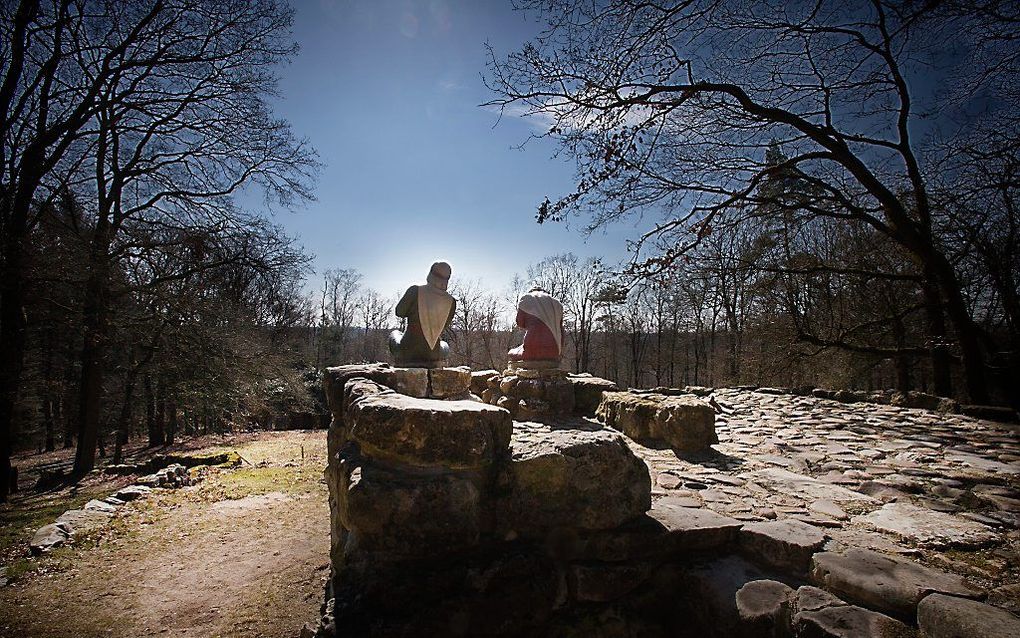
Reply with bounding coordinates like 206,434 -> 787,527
260,0 -> 638,297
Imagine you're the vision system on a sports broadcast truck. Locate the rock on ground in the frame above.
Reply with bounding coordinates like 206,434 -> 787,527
29,522 -> 73,555
597,391 -> 717,453
856,502 -> 997,549
735,579 -> 795,637
740,519 -> 827,576
793,603 -> 915,638
917,593 -> 1020,638
810,548 -> 984,619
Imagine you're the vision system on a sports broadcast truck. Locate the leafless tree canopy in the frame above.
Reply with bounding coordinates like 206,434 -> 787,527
487,0 -> 1020,405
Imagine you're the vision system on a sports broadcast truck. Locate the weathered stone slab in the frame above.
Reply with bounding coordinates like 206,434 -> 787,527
56,508 -> 112,532
566,373 -> 620,416
793,603 -> 916,637
597,391 -> 717,453
499,422 -> 650,535
810,548 -> 984,618
346,380 -> 511,470
84,499 -> 117,513
649,497 -> 743,551
857,502 -> 997,548
747,468 -> 878,504
740,519 -> 827,576
471,369 -> 499,395
735,579 -> 795,637
29,522 -> 72,555
337,454 -> 481,556
112,485 -> 151,501
918,593 -> 1020,638
324,363 -> 429,413
796,585 -> 847,612
428,366 -> 471,398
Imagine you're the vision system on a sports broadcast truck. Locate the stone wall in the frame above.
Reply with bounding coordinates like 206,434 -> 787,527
312,368 -> 1016,637
320,364 -> 659,635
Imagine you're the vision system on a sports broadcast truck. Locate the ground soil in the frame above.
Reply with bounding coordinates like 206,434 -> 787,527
0,430 -> 330,638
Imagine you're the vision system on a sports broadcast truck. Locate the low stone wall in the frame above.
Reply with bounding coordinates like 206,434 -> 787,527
320,364 -> 658,635
311,368 -> 1014,637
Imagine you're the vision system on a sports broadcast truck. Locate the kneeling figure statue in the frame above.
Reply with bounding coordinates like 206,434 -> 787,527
508,287 -> 563,366
389,261 -> 456,368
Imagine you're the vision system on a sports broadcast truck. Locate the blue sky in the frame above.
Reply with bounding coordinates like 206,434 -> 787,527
264,0 -> 637,297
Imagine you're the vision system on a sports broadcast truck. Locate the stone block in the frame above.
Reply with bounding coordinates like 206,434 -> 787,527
649,497 -> 743,552
793,603 -> 916,637
735,579 -> 795,638
487,371 -> 576,419
917,593 -> 1020,638
346,380 -> 511,470
324,363 -> 428,416
428,366 -> 471,398
498,422 -> 650,535
566,374 -> 620,416
471,369 -> 499,395
337,454 -> 481,556
30,522 -> 72,555
810,548 -> 984,619
740,519 -> 827,576
856,502 -> 997,549
597,391 -> 717,453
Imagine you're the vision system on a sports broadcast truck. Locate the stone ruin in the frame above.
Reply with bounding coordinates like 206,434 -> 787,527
311,363 -> 1020,638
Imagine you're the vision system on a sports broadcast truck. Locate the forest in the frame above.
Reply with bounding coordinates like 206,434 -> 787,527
2,0 -> 1018,505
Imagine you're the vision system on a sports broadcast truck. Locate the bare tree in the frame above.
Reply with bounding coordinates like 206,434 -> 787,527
319,268 -> 362,367
488,0 -> 1020,403
65,0 -> 316,475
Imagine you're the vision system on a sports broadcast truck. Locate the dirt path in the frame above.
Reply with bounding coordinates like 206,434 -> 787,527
0,431 -> 330,638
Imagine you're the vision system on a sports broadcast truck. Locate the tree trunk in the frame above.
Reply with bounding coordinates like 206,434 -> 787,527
72,226 -> 112,477
59,398 -> 72,448
166,399 -> 177,445
156,382 -> 166,447
928,256 -> 991,403
43,398 -> 55,453
112,374 -> 136,465
921,275 -> 952,397
146,375 -> 162,447
0,201 -> 30,501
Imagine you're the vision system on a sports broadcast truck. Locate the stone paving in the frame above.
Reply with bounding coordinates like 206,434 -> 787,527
625,388 -> 1020,605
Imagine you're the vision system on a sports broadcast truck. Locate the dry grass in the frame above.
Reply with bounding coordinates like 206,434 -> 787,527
0,430 -> 329,638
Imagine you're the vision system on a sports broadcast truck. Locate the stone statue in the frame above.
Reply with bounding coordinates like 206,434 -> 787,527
508,287 -> 563,365
388,261 -> 456,367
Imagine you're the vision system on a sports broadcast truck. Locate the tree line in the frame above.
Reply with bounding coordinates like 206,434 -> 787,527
0,0 -> 317,501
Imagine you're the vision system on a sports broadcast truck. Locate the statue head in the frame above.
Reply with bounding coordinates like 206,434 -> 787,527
426,261 -> 451,291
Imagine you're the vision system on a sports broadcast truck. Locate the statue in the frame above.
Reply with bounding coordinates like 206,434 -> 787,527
388,261 -> 456,367
508,287 -> 563,366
